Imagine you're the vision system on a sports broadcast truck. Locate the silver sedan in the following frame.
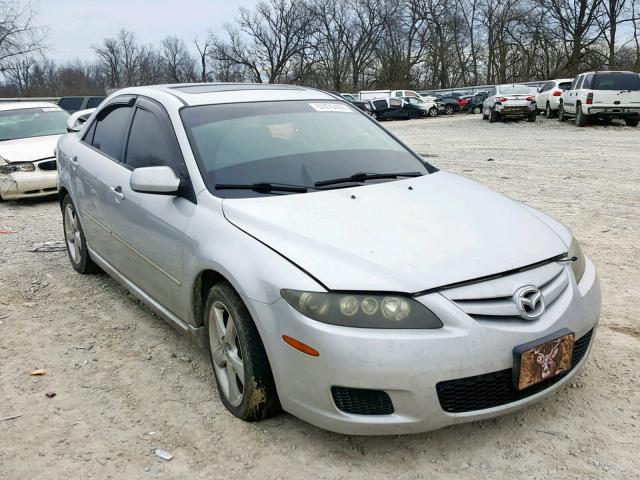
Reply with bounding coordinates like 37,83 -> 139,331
483,84 -> 538,122
56,84 -> 600,435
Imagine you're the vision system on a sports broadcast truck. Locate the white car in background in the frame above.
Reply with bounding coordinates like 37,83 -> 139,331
0,102 -> 69,200
559,71 -> 640,127
535,78 -> 573,118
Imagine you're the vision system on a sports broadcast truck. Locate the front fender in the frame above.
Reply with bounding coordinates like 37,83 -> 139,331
183,194 -> 325,327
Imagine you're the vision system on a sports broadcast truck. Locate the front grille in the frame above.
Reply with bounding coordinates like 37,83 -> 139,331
444,263 -> 570,322
37,159 -> 57,171
331,386 -> 394,415
436,329 -> 593,413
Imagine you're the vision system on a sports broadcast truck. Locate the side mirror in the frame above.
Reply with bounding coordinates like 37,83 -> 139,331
130,166 -> 181,195
66,108 -> 96,133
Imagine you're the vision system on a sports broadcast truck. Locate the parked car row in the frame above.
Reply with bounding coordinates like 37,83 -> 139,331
338,89 -> 489,121
484,71 -> 640,127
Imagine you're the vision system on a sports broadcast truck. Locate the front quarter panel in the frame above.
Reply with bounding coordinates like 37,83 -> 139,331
183,192 -> 325,327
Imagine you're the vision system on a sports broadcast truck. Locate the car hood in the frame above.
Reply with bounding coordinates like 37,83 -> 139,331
222,171 -> 569,293
0,135 -> 61,163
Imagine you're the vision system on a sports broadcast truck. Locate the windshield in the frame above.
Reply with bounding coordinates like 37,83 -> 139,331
592,72 -> 640,90
0,107 -> 69,141
497,85 -> 531,95
181,100 -> 432,198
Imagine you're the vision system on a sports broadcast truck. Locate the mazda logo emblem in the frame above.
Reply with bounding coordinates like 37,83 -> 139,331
513,285 -> 545,320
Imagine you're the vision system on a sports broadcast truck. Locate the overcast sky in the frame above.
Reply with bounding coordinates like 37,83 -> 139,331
37,0 -> 259,62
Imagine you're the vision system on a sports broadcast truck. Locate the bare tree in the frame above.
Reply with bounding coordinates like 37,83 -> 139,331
159,36 -> 196,83
213,0 -> 315,83
0,0 -> 47,72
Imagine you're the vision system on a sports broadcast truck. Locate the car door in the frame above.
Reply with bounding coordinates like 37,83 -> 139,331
538,82 -> 552,108
564,75 -> 582,113
106,97 -> 196,320
69,96 -> 136,261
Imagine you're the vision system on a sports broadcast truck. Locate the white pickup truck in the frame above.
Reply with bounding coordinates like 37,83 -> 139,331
558,71 -> 640,127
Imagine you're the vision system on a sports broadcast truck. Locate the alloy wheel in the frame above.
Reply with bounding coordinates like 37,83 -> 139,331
208,300 -> 245,407
64,204 -> 82,264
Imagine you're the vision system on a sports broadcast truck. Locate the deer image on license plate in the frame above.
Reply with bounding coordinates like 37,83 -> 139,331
513,330 -> 575,391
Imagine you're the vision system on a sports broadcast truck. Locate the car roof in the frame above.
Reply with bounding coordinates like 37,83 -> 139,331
114,83 -> 337,107
0,102 -> 61,112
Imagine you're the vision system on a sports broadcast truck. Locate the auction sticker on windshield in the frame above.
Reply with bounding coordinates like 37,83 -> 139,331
309,103 -> 353,113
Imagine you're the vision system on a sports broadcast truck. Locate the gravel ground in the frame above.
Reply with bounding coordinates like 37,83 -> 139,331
1,114 -> 638,480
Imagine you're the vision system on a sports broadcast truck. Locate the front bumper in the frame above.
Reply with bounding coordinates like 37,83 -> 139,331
0,170 -> 58,200
248,258 -> 601,435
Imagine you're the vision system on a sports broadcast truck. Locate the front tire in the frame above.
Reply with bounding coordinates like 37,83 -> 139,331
205,282 -> 280,421
625,117 -> 639,127
428,107 -> 439,117
489,109 -> 500,123
61,195 -> 101,274
444,105 -> 454,115
558,103 -> 567,122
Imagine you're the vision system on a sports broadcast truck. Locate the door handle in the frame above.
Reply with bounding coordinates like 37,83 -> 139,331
110,185 -> 125,202
70,156 -> 78,169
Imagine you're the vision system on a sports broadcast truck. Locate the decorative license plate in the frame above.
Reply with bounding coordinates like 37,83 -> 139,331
513,329 -> 575,391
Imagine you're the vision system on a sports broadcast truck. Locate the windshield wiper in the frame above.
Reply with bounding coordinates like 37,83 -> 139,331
215,182 -> 309,194
315,171 -> 423,188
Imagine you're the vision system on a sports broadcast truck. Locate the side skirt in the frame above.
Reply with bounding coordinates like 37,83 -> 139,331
87,247 -> 207,349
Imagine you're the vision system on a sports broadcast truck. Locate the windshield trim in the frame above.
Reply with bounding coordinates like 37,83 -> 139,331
178,99 -> 438,199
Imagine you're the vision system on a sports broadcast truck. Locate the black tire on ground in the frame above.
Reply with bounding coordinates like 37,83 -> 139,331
527,110 -> 537,122
625,118 -> 639,127
489,109 -> 499,123
445,105 -> 454,115
61,194 -> 101,274
473,106 -> 482,114
575,104 -> 588,127
545,102 -> 555,119
428,107 -> 439,117
204,282 -> 281,421
558,103 -> 567,122
408,109 -> 420,119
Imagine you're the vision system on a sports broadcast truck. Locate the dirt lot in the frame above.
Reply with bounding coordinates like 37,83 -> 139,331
1,114 -> 639,480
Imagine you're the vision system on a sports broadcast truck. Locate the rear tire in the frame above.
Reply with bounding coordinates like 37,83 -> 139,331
204,282 -> 280,421
61,195 -> 101,274
444,105 -> 454,115
575,104 -> 588,127
625,118 -> 639,127
527,110 -> 537,122
408,109 -> 420,119
545,102 -> 555,119
489,109 -> 499,123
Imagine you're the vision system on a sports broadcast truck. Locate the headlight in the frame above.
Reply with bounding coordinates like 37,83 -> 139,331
568,237 -> 586,283
0,161 -> 35,174
281,290 -> 443,329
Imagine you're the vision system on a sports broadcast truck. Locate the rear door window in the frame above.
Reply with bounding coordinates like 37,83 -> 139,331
558,82 -> 572,91
90,105 -> 134,161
